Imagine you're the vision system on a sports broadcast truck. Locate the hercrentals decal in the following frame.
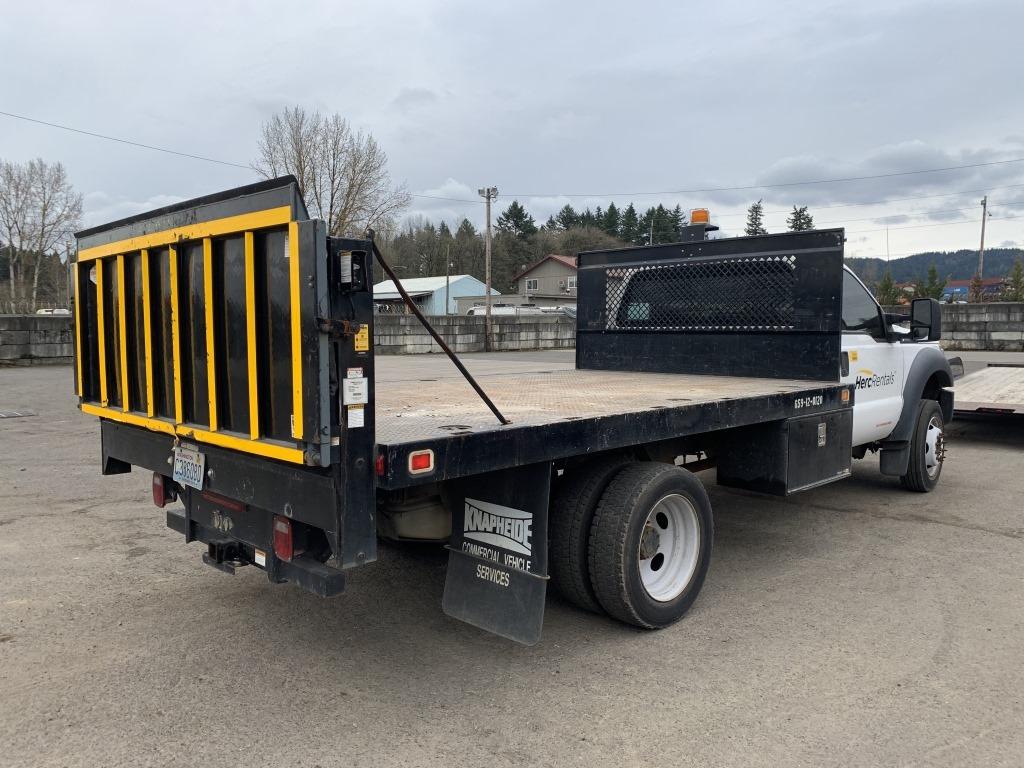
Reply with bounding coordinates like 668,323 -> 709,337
464,498 -> 533,556
855,369 -> 896,389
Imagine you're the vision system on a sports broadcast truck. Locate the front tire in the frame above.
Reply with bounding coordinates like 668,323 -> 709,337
588,463 -> 713,629
900,399 -> 945,492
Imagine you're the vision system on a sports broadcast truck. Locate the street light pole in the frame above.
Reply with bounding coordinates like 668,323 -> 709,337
478,186 -> 498,350
978,195 -> 988,279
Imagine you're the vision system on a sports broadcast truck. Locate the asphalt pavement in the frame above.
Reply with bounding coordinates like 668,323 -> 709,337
1,353 -> 1022,768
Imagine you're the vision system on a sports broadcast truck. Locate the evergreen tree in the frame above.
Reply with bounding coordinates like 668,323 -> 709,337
541,215 -> 558,232
638,207 -> 655,245
652,204 -> 675,244
874,270 -> 901,306
579,208 -> 597,228
602,202 -> 621,237
555,204 -> 580,231
668,205 -> 685,239
496,200 -> 537,240
914,264 -> 946,300
453,218 -> 481,278
786,205 -> 814,231
1004,258 -> 1024,301
620,204 -> 639,244
745,199 -> 768,236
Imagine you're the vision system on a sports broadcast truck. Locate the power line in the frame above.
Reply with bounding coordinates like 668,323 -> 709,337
845,213 -> 1022,235
504,157 -> 1024,198
0,109 -> 254,170
710,184 -> 1024,217
0,109 -> 481,203
5,108 -> 1023,214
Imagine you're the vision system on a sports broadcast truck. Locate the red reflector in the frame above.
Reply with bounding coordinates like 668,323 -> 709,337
408,449 -> 434,475
201,490 -> 245,513
152,473 -> 167,508
153,473 -> 176,507
273,515 -> 294,562
375,453 -> 385,476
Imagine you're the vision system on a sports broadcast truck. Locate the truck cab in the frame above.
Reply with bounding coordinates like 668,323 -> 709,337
839,266 -> 953,489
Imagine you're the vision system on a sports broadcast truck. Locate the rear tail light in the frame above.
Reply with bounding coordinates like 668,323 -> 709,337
152,473 -> 176,508
408,449 -> 435,475
273,516 -> 294,562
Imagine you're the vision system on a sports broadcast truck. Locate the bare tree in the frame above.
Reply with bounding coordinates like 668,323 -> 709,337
253,106 -> 410,237
0,161 -> 32,309
0,158 -> 81,312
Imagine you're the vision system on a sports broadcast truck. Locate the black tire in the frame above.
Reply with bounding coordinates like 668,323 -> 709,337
588,463 -> 713,629
548,454 -> 632,613
900,399 -> 945,492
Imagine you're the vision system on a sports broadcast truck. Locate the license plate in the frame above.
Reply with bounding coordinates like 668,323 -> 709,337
172,446 -> 206,491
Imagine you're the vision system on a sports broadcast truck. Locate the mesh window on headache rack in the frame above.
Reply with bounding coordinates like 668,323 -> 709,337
605,255 -> 797,331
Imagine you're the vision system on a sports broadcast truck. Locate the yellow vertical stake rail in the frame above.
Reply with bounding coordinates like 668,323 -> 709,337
288,221 -> 303,440
96,258 -> 108,406
73,262 -> 83,397
116,254 -> 129,411
244,231 -> 260,439
203,237 -> 218,431
169,245 -> 183,424
141,249 -> 154,417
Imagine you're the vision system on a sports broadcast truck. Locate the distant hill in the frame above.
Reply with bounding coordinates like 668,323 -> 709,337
845,248 -> 1024,286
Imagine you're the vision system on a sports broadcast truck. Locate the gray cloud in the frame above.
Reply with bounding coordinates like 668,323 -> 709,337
1,0 -> 1022,261
391,88 -> 439,112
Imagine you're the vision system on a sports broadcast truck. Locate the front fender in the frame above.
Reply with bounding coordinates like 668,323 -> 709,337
879,345 -> 954,476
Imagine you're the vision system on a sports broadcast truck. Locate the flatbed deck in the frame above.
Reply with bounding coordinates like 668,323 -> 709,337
953,364 -> 1024,415
374,360 -> 850,489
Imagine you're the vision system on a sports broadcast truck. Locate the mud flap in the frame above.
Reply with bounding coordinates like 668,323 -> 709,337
442,462 -> 551,645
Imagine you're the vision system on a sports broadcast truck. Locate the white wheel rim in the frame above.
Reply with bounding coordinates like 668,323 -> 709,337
638,494 -> 701,602
924,415 -> 944,479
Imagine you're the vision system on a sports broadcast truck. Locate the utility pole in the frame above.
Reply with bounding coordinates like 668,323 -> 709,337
978,195 -> 988,278
444,243 -> 451,316
478,186 -> 498,350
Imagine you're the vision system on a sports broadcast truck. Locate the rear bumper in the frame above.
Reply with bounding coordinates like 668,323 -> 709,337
166,508 -> 345,597
99,419 -> 375,593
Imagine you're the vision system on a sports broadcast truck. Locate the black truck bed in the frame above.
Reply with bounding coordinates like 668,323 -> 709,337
374,359 -> 849,489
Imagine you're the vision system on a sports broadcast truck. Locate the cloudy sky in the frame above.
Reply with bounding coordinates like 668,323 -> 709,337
3,0 -> 1023,259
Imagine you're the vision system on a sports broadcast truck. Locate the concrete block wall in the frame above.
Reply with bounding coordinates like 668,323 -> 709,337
940,303 -> 1024,351
0,315 -> 74,365
8,304 -> 1018,361
373,315 -> 576,354
885,303 -> 1024,351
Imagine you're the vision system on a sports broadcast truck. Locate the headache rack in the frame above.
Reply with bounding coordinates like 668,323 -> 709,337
575,229 -> 846,381
73,177 -> 333,466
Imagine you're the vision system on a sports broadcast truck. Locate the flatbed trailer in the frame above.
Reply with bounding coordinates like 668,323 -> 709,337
75,177 -> 870,644
952,363 -> 1024,417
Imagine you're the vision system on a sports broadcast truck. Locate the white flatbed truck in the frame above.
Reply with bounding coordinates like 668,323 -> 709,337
73,178 -> 955,644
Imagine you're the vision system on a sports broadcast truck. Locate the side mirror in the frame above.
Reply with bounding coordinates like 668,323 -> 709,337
911,298 -> 941,341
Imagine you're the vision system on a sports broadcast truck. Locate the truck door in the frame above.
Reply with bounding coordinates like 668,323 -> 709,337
840,269 -> 904,446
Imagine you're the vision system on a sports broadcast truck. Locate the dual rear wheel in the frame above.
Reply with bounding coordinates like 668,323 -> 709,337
551,459 -> 714,629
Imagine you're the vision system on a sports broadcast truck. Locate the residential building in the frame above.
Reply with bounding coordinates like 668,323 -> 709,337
372,274 -> 499,315
514,255 -> 577,304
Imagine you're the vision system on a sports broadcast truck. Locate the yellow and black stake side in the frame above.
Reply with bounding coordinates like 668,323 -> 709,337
73,176 -> 325,466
